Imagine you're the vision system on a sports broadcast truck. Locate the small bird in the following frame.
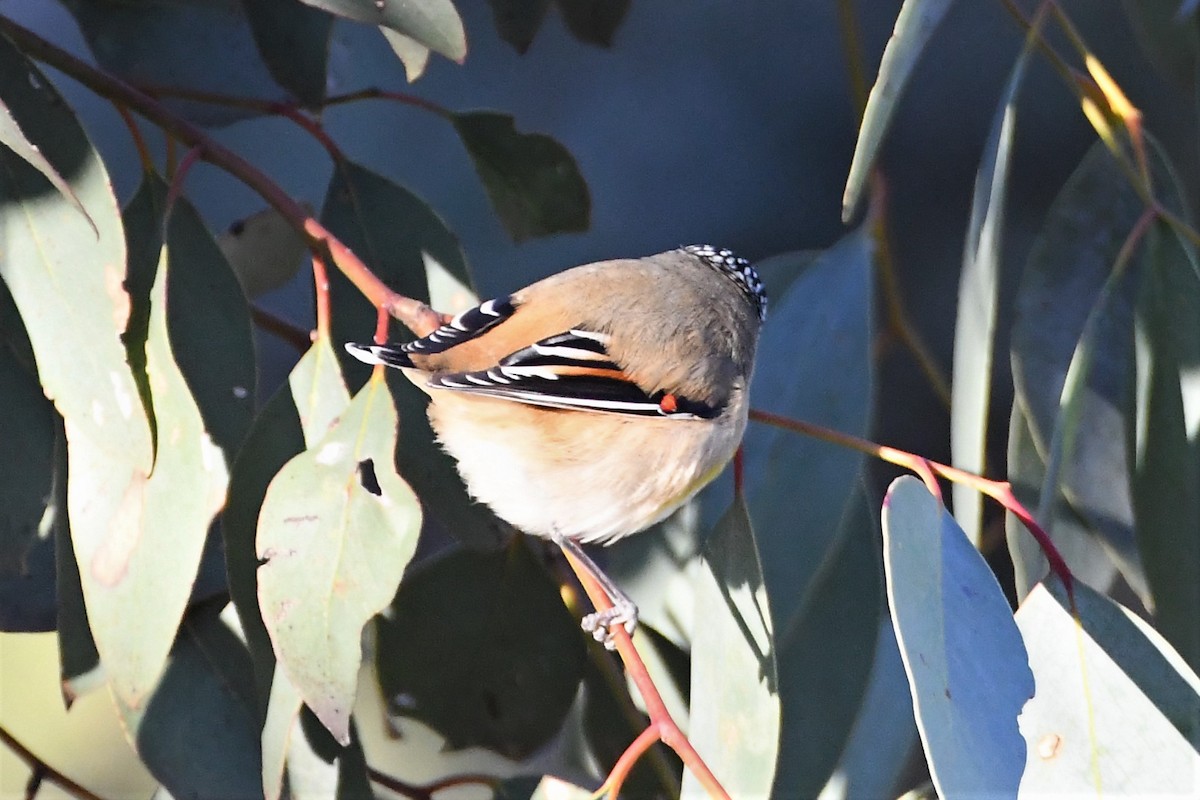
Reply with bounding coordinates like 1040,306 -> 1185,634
346,245 -> 766,645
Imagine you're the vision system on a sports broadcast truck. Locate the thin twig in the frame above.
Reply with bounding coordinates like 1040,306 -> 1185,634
560,551 -> 729,800
0,17 -> 445,339
749,407 -> 1075,598
0,725 -> 107,800
249,305 -> 311,352
366,765 -> 498,800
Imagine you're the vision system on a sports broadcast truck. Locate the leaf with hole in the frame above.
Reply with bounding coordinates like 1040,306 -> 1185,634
257,372 -> 421,744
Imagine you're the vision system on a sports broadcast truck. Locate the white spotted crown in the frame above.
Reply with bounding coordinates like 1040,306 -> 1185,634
683,245 -> 767,322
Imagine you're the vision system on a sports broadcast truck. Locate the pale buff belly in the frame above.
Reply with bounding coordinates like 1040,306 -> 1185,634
425,393 -> 744,544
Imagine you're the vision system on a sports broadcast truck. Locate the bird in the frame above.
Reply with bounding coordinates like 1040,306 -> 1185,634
345,245 -> 766,646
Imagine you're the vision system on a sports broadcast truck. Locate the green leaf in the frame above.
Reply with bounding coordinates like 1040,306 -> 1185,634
486,0 -> 551,54
821,621 -> 920,799
1015,577 -> 1200,793
772,484 -> 883,799
375,541 -> 586,758
292,712 -> 374,800
683,498 -> 779,798
842,0 -> 956,221
222,383 -> 306,699
743,230 -> 874,632
242,0 -> 333,107
1131,220 -> 1200,672
950,30 -> 1032,545
0,38 -> 172,704
1006,402 -> 1119,601
555,0 -> 631,48
882,476 -> 1033,797
53,418 -> 104,699
380,28 -> 432,82
225,339 -> 348,795
97,236 -> 230,706
0,37 -> 94,231
116,604 -> 262,799
123,173 -> 256,458
321,161 -> 503,549
1120,0 -> 1200,89
452,111 -> 591,242
258,372 -> 422,744
300,0 -> 467,62
218,206 -> 308,299
604,502 -> 703,649
1011,142 -> 1150,601
322,158 -> 466,383
261,669 -> 304,800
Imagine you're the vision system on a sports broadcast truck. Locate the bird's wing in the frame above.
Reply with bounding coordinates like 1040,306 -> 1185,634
344,294 -> 520,369
402,295 -> 518,355
428,329 -> 718,419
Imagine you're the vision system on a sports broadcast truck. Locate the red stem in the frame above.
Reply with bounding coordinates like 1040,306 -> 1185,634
560,550 -> 731,800
749,408 -> 1075,597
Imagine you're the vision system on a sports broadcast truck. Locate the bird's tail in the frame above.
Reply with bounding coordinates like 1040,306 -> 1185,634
344,342 -> 414,369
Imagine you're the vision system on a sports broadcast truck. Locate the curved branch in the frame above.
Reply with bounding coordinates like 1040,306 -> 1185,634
0,16 -> 446,339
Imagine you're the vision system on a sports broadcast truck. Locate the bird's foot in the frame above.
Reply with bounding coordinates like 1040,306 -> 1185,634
581,599 -> 638,650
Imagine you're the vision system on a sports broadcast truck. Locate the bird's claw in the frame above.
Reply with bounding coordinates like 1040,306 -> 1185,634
581,602 -> 639,650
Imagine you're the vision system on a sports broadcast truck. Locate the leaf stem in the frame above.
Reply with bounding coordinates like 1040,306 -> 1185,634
0,725 -> 107,800
559,550 -> 729,800
365,765 -> 498,799
748,408 -> 1075,597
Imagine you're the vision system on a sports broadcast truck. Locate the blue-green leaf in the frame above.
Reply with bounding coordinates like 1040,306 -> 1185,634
951,28 -> 1032,544
842,0 -> 956,221
684,498 -> 779,798
882,476 -> 1033,797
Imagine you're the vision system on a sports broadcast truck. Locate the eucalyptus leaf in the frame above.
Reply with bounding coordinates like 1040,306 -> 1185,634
882,477 -> 1033,798
843,0 -> 956,220
683,498 -> 779,799
301,0 -> 466,62
257,372 -> 422,744
1016,577 -> 1200,794
452,111 -> 591,242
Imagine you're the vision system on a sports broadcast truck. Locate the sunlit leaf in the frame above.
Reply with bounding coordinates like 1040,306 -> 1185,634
258,372 -> 421,744
842,0 -> 956,221
300,0 -> 466,62
683,498 -> 779,798
0,44 -> 164,705
1016,577 -> 1200,793
380,28 -> 431,82
882,477 -> 1033,797
951,29 -> 1032,544
321,161 -> 503,549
